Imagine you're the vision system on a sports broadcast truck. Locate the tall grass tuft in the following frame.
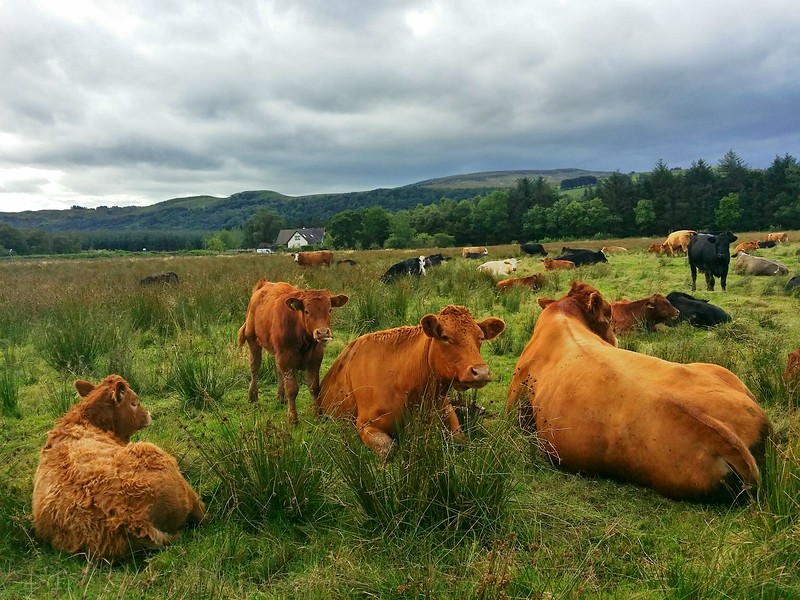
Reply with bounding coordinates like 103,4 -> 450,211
326,396 -> 514,538
193,416 -> 326,528
44,377 -> 79,418
38,306 -> 114,375
168,349 -> 234,408
0,368 -> 20,418
757,439 -> 800,534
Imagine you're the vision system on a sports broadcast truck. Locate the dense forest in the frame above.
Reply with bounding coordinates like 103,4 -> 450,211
1,152 -> 799,254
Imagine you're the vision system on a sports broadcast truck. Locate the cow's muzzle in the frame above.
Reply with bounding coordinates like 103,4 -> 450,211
455,364 -> 492,390
313,328 -> 333,342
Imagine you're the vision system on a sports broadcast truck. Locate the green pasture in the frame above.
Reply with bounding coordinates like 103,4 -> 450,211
1,234 -> 799,599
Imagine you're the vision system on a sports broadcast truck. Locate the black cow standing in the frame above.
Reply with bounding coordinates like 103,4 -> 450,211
665,291 -> 732,328
554,248 -> 607,266
520,243 -> 548,256
687,231 -> 738,291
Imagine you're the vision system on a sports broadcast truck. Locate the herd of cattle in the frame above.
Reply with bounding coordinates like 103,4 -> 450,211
34,231 -> 798,560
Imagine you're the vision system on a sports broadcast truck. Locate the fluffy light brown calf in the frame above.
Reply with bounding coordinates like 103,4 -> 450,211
32,375 -> 206,561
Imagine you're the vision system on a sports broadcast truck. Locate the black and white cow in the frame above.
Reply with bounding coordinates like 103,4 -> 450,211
380,256 -> 428,283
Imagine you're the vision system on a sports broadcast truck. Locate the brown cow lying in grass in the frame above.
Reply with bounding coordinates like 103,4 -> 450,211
542,257 -> 575,270
506,281 -> 771,502
611,293 -> 679,334
496,274 -> 546,292
238,279 -> 349,424
31,375 -> 206,561
319,305 -> 505,459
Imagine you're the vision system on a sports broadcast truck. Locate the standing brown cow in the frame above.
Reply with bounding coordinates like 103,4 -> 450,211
318,305 -> 505,459
238,280 -> 348,424
662,230 -> 698,256
293,250 -> 333,267
32,375 -> 206,561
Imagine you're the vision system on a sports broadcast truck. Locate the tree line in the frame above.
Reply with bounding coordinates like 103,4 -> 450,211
2,151 -> 799,256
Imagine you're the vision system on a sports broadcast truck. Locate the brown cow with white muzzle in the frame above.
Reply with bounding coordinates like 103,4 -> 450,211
506,281 -> 771,502
238,280 -> 349,424
319,305 -> 505,459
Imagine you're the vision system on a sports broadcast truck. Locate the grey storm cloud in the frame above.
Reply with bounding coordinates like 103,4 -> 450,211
1,0 -> 799,211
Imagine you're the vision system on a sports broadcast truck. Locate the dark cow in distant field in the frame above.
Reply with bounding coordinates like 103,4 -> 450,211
139,272 -> 179,286
554,248 -> 608,266
336,258 -> 358,266
765,232 -> 789,244
425,253 -> 450,266
506,281 -> 771,502
688,231 -> 738,291
496,274 -> 546,292
611,294 -> 679,334
294,250 -> 333,267
237,280 -> 349,424
786,275 -> 800,292
464,252 -> 485,260
542,257 -> 575,271
733,252 -> 789,276
462,246 -> 488,258
381,256 -> 428,283
318,305 -> 505,459
520,243 -> 548,256
732,240 -> 760,257
758,240 -> 777,249
665,291 -> 732,328
32,375 -> 206,561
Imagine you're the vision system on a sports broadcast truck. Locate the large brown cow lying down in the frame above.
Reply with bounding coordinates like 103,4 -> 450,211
506,281 -> 771,502
238,280 -> 348,424
319,305 -> 505,459
32,375 -> 206,561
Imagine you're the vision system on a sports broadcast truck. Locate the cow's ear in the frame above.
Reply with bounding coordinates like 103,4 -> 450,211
538,297 -> 555,309
479,317 -> 506,340
113,380 -> 128,404
330,294 -> 349,308
74,380 -> 95,398
588,292 -> 606,317
420,314 -> 441,339
286,297 -> 304,311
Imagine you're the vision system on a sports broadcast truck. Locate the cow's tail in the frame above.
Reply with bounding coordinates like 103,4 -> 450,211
237,323 -> 246,347
671,399 -> 764,495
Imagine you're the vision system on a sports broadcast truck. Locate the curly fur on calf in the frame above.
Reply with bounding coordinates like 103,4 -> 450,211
31,374 -> 206,561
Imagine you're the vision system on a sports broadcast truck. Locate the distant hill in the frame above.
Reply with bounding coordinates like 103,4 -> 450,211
0,169 -> 612,233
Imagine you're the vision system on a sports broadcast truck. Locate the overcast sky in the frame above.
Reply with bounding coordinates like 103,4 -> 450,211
1,1 -> 799,213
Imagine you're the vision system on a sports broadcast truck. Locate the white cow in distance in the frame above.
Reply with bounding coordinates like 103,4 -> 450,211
477,258 -> 517,277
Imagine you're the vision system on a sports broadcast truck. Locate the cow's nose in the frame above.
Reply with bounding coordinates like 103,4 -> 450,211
469,364 -> 491,382
314,328 -> 333,342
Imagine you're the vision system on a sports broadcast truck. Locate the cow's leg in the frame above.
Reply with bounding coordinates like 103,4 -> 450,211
720,270 -> 728,291
281,369 -> 300,425
690,265 -> 698,291
306,365 -> 322,418
705,272 -> 715,291
440,401 -> 465,443
358,424 -> 396,461
247,342 -> 262,403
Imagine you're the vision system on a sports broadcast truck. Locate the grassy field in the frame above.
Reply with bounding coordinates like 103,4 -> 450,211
1,233 -> 799,599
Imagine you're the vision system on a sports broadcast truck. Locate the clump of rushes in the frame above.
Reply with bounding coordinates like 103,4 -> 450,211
326,394 -> 514,538
193,416 -> 326,528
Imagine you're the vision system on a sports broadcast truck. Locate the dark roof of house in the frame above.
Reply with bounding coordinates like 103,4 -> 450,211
275,227 -> 326,246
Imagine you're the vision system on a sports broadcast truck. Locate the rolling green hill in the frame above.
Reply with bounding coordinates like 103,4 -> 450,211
0,169 -> 610,233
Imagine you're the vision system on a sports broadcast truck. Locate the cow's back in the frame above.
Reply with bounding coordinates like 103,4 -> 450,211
241,281 -> 300,354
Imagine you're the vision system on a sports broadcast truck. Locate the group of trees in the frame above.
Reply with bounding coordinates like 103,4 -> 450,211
2,151 -> 800,256
323,151 -> 800,249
